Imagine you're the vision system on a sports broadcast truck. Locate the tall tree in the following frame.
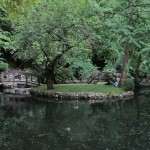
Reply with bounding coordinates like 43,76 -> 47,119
91,0 -> 150,86
13,0 -> 95,89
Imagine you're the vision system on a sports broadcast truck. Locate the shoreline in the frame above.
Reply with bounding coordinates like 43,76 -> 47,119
30,89 -> 134,102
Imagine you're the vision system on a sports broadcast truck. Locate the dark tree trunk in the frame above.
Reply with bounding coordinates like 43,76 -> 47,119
135,54 -> 141,81
46,69 -> 54,90
47,74 -> 54,89
119,44 -> 130,87
44,40 -> 75,89
119,8 -> 133,88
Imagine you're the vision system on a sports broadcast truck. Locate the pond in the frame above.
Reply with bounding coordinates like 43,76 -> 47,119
0,89 -> 150,150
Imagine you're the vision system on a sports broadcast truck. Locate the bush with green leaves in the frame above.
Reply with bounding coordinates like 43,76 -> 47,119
0,61 -> 8,72
123,78 -> 135,91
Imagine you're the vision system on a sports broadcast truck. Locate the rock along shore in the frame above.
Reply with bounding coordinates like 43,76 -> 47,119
30,89 -> 134,102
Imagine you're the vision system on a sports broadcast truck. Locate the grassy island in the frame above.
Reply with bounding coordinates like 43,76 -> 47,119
34,84 -> 124,95
31,84 -> 134,101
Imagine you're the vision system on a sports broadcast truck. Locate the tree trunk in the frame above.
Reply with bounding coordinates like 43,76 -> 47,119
119,44 -> 130,87
46,71 -> 54,90
135,54 -> 141,82
119,8 -> 133,88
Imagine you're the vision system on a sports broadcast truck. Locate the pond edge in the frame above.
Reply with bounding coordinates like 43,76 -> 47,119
30,89 -> 134,101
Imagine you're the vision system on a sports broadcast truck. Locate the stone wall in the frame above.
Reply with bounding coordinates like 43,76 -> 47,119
30,89 -> 134,102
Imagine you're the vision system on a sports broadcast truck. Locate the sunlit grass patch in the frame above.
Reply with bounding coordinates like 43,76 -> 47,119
34,84 -> 124,95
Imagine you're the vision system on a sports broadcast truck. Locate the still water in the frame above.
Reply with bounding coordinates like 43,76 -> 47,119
0,89 -> 150,150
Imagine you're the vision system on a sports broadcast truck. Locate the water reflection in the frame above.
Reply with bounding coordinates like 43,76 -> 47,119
0,90 -> 150,150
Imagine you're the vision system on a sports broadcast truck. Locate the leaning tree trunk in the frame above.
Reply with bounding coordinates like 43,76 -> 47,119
119,9 -> 133,88
119,44 -> 130,87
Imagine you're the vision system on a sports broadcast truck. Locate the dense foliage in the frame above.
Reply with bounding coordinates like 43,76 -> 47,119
123,78 -> 135,91
0,0 -> 149,89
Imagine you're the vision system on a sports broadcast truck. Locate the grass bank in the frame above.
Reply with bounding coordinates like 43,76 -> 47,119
34,84 -> 124,95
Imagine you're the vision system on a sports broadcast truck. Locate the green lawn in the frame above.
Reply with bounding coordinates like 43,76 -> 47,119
34,84 -> 124,95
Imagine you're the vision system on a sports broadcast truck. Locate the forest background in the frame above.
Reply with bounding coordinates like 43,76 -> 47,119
0,0 -> 150,89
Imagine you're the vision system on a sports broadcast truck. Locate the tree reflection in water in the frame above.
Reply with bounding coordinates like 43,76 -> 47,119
0,90 -> 150,150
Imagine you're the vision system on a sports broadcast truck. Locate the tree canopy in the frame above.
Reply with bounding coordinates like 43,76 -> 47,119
0,0 -> 149,89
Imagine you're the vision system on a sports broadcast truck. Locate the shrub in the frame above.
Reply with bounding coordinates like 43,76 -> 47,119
0,61 -> 8,72
123,78 -> 135,91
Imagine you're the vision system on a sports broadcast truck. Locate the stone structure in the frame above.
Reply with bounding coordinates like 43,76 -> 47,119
86,72 -> 120,84
0,69 -> 39,88
4,88 -> 31,95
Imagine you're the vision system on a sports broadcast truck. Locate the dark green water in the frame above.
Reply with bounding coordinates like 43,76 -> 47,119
0,89 -> 150,150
